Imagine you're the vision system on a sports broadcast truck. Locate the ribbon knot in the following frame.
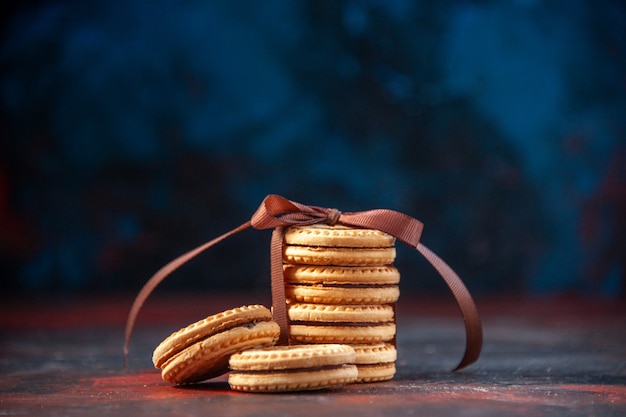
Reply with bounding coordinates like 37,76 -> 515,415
124,194 -> 482,372
326,208 -> 341,226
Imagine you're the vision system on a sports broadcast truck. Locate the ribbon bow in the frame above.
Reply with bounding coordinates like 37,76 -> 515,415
124,194 -> 482,371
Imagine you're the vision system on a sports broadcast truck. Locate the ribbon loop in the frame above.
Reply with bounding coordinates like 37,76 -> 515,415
124,194 -> 482,372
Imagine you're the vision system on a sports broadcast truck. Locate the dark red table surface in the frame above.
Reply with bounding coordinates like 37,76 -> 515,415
1,292 -> 624,416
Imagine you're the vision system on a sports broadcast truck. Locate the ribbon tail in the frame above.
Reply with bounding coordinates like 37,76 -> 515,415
123,221 -> 251,368
270,227 -> 289,346
416,243 -> 483,371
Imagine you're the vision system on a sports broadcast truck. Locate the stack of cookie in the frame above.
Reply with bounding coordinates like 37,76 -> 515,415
283,224 -> 400,382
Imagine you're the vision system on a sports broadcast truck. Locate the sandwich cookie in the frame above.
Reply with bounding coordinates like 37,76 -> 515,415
288,302 -> 396,344
351,343 -> 397,383
153,305 -> 280,385
228,344 -> 358,392
283,224 -> 396,266
284,265 -> 400,305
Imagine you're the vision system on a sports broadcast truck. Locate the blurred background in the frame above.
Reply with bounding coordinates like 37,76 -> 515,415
1,0 -> 624,298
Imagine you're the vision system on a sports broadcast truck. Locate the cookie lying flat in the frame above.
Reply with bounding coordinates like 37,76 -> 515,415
284,265 -> 400,285
287,303 -> 394,323
228,344 -> 358,392
284,224 -> 395,248
351,343 -> 397,383
153,305 -> 280,385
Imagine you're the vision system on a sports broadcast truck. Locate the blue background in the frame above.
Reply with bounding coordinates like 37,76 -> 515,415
1,0 -> 624,297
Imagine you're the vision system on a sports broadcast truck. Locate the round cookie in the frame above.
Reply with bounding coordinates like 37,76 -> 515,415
228,344 -> 358,392
289,323 -> 396,344
152,305 -> 280,384
284,265 -> 400,285
286,284 -> 400,305
283,246 -> 396,266
287,303 -> 394,323
284,224 -> 395,248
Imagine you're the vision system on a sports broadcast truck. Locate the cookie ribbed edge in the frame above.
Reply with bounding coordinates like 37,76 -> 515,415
354,363 -> 396,383
288,303 -> 394,323
284,224 -> 395,248
286,285 -> 400,305
283,265 -> 400,285
289,323 -> 396,344
284,246 -> 396,266
351,343 -> 397,363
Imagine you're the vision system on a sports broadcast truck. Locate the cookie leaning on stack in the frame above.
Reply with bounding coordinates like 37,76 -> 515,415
152,305 -> 280,384
283,224 -> 400,383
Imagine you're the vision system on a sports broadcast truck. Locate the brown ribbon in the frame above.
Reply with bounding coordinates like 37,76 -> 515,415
124,194 -> 482,371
